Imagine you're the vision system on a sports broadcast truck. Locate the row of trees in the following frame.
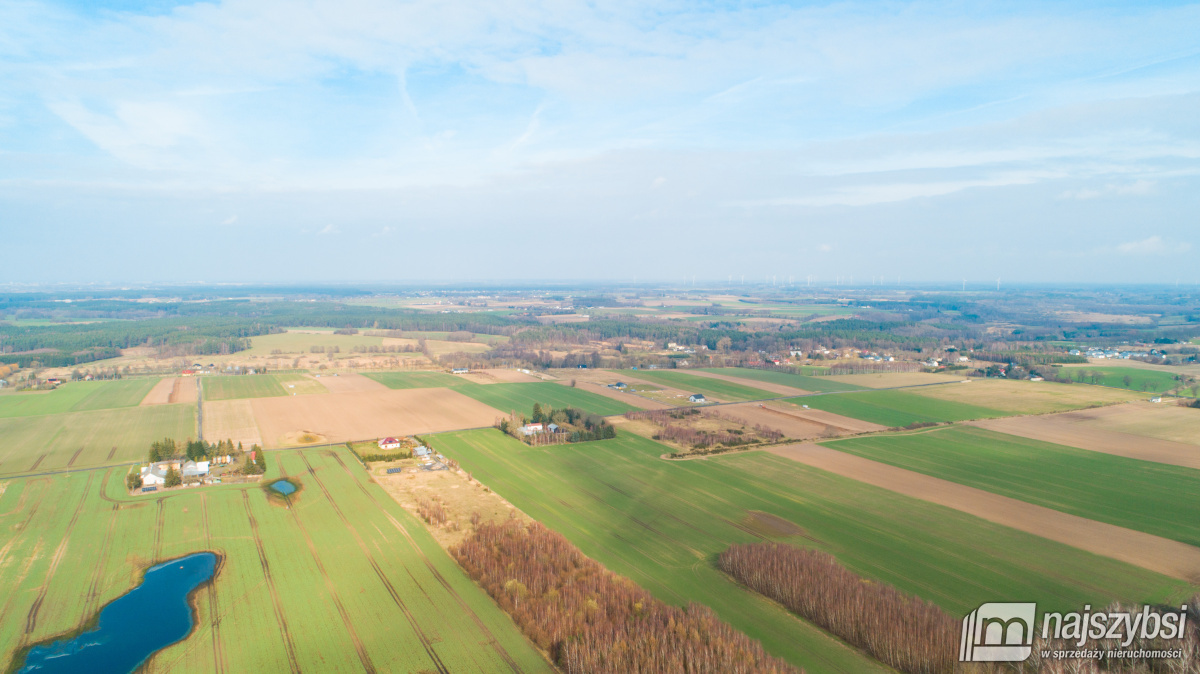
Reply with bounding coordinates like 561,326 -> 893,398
452,520 -> 796,673
720,542 -> 958,674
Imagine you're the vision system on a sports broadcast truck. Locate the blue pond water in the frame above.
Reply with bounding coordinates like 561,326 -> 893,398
270,479 -> 296,496
19,552 -> 217,674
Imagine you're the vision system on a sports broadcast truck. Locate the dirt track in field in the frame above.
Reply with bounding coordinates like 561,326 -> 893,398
203,399 -> 264,448
251,388 -> 501,448
682,370 -> 810,396
309,373 -> 387,394
970,413 -> 1200,470
768,443 -> 1200,582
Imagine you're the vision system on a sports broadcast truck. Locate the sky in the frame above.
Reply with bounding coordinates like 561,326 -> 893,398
2,0 -> 1199,285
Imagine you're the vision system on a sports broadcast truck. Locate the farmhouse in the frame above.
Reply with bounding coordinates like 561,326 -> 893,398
451,368 -> 469,374
1151,396 -> 1163,403
689,393 -> 707,403
378,437 -> 402,450
140,459 -> 210,486
521,422 -> 545,435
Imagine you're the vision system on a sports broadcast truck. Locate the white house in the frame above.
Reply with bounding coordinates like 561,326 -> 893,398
1151,396 -> 1163,403
451,368 -> 469,374
689,393 -> 707,403
521,423 -> 544,435
378,437 -> 402,450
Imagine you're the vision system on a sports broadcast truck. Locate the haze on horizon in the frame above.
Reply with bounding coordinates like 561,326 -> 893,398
2,0 -> 1198,285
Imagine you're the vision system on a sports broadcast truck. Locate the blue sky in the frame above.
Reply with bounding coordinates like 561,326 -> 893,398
2,0 -> 1198,284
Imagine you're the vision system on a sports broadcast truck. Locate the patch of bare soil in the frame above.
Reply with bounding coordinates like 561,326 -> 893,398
309,373 -> 386,394
971,411 -> 1200,470
767,443 -> 1200,582
250,387 -> 500,448
565,381 -> 672,410
169,376 -> 198,403
374,466 -> 528,549
741,510 -> 806,538
757,401 -> 888,434
281,430 -> 327,446
140,378 -> 176,406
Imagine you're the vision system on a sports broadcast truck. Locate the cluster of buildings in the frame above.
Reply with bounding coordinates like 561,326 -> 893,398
140,459 -> 210,486
1070,348 -> 1155,360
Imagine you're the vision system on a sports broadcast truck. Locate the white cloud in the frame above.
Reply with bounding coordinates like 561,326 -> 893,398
1060,179 -> 1156,200
221,215 -> 238,225
318,224 -> 340,235
1115,235 -> 1191,255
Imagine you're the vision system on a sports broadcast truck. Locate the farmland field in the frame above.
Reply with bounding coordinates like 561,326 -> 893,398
202,374 -> 327,401
1060,365 -> 1184,393
431,429 -> 1189,673
623,370 -> 776,401
0,378 -> 161,418
821,425 -> 1200,547
455,382 -> 635,416
0,448 -> 551,673
789,389 -> 1005,427
0,404 -> 197,476
240,330 -> 385,356
699,368 -> 865,393
909,378 -> 1144,414
364,371 -> 468,389
250,387 -> 501,448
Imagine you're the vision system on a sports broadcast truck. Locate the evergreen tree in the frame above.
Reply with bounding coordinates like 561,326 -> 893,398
164,466 -> 182,488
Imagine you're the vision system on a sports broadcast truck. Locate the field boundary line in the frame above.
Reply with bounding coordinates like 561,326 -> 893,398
767,443 -> 1200,582
240,490 -> 302,674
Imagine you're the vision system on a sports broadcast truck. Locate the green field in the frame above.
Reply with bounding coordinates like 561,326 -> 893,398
364,371 -> 468,389
1064,366 -> 1183,393
625,370 -> 777,401
455,382 -> 635,416
0,448 -> 550,672
0,404 -> 197,476
822,425 -> 1200,547
201,374 -> 325,401
699,367 -> 862,392
789,389 -> 1004,427
0,378 -> 161,419
431,429 -> 1188,673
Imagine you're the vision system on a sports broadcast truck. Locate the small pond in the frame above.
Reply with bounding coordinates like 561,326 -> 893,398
18,551 -> 217,674
270,479 -> 296,496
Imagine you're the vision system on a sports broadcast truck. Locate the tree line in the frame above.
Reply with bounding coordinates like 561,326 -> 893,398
452,520 -> 796,674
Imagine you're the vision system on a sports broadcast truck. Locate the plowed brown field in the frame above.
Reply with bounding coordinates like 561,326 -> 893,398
768,443 -> 1200,582
250,388 -> 502,448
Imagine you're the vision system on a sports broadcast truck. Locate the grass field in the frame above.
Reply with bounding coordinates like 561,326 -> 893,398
908,378 -> 1145,414
431,429 -> 1190,673
1061,365 -> 1184,393
0,404 -> 197,476
455,382 -> 635,416
822,425 -> 1200,547
789,389 -> 1005,427
699,368 -> 864,393
0,448 -> 551,673
201,374 -> 326,401
363,371 -> 468,389
0,378 -> 161,419
625,370 -> 777,401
